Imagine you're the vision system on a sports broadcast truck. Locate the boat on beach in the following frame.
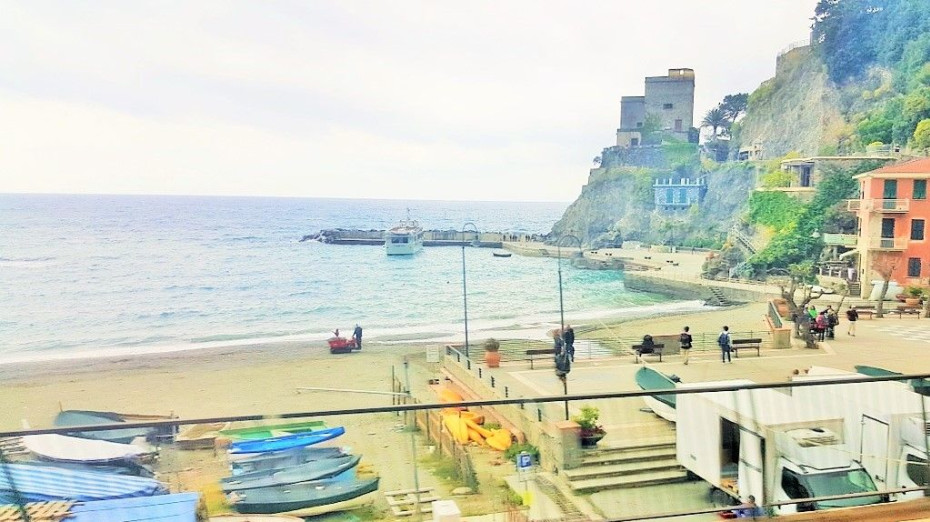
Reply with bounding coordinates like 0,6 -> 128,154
0,463 -> 166,502
66,492 -> 201,522
176,422 -> 231,450
384,218 -> 423,255
228,427 -> 345,456
23,433 -> 154,464
228,476 -> 379,514
219,420 -> 328,441
230,446 -> 349,475
854,365 -> 930,395
54,409 -> 172,444
492,251 -> 512,258
221,455 -> 361,492
634,366 -> 680,422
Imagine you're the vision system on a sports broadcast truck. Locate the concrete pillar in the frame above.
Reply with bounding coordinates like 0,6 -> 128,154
554,420 -> 582,470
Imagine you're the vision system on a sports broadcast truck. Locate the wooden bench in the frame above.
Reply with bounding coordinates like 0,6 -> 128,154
526,348 -> 556,369
852,306 -> 876,319
731,338 -> 761,357
892,306 -> 923,319
632,343 -> 664,362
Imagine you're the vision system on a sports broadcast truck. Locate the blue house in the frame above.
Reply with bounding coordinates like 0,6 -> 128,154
653,177 -> 707,211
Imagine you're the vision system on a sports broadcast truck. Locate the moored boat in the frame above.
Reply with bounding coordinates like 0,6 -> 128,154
634,366 -> 680,422
384,218 -> 423,255
229,476 -> 379,514
221,455 -> 361,492
230,447 -> 348,475
54,409 -> 167,444
0,463 -> 166,502
220,420 -> 328,441
492,251 -> 512,258
228,427 -> 345,456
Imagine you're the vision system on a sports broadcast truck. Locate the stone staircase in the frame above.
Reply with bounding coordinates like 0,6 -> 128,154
562,435 -> 688,493
707,286 -> 736,307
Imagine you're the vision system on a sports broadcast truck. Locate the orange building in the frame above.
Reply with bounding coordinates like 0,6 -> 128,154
848,158 -> 930,298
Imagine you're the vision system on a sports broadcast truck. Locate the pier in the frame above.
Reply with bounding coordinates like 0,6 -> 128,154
301,229 -> 551,248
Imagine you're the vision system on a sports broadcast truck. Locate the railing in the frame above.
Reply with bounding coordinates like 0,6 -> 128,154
846,199 -> 910,213
870,237 -> 908,250
822,233 -> 858,247
847,199 -> 865,212
778,38 -> 811,57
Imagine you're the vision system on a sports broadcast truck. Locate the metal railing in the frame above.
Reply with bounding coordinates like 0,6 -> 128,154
870,236 -> 908,250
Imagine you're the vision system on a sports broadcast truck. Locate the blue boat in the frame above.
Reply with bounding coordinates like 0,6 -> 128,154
222,455 -> 361,492
231,447 -> 348,476
0,463 -> 166,503
67,492 -> 200,522
228,427 -> 345,455
230,476 -> 379,514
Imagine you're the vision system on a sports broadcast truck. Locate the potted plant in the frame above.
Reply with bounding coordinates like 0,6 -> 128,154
484,338 -> 501,368
572,405 -> 606,448
905,286 -> 924,306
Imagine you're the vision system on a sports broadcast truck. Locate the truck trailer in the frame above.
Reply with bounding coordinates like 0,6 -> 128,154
677,383 -> 883,514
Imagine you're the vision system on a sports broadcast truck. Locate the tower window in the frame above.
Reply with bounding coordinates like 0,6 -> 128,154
663,103 -> 673,109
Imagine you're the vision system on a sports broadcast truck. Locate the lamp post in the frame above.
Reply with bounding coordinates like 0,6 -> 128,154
461,222 -> 479,359
556,234 -> 581,420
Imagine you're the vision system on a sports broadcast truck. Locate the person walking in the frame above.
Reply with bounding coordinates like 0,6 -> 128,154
552,329 -> 564,358
680,326 -> 693,365
717,325 -> 732,363
814,312 -> 827,341
352,324 -> 363,350
846,307 -> 858,336
563,324 -> 576,362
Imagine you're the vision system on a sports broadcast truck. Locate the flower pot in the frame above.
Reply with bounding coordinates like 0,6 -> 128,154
484,350 -> 501,368
906,298 -> 921,307
580,432 -> 605,448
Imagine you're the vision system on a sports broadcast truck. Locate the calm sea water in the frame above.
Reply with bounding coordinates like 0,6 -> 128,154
0,194 -> 703,364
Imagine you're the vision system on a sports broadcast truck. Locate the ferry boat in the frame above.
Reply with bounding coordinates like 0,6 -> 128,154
384,218 -> 424,255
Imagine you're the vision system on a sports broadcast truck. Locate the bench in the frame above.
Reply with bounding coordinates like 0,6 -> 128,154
852,306 -> 875,319
526,348 -> 556,369
892,306 -> 923,319
731,338 -> 761,357
632,343 -> 664,363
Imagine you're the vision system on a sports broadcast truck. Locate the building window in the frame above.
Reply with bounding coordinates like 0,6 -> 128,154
883,179 -> 898,199
666,189 -> 673,204
675,119 -> 682,131
636,122 -> 643,128
912,219 -> 925,240
630,137 -> 639,146
908,258 -> 922,278
679,188 -> 687,204
915,180 -> 927,200
663,103 -> 673,109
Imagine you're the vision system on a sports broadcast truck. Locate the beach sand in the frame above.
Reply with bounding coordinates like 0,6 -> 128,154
0,301 -> 776,518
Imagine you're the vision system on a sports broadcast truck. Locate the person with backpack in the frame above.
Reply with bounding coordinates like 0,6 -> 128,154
814,312 -> 827,341
718,325 -> 732,363
680,326 -> 693,365
846,307 -> 859,336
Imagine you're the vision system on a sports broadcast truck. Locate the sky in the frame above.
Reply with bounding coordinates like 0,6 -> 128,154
0,1 -> 818,202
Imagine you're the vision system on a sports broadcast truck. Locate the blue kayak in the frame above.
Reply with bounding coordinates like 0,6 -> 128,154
228,426 -> 345,455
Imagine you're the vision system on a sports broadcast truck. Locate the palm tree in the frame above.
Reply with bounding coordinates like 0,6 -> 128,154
702,107 -> 728,137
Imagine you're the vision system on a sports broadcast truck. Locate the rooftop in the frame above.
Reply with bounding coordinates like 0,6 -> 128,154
869,157 -> 930,175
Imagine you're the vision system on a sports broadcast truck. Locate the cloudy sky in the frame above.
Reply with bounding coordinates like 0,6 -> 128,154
0,1 -> 816,202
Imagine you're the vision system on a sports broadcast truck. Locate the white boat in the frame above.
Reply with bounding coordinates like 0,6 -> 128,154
23,433 -> 152,463
384,218 -> 423,255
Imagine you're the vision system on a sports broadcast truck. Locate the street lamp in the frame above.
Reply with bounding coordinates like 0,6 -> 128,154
557,234 -> 581,420
461,222 -> 479,359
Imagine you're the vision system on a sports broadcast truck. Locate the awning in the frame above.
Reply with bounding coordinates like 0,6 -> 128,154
839,249 -> 859,259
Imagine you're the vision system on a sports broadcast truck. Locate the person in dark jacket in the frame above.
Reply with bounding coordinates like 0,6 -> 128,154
353,324 -> 363,350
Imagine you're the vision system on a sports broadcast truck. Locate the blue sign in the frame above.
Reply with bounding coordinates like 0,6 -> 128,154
517,451 -> 532,470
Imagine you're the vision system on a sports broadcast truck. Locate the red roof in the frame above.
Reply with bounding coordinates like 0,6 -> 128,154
870,157 -> 930,174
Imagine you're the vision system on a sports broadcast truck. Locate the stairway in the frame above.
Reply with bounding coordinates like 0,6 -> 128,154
707,286 -> 735,307
729,227 -> 758,255
563,436 -> 688,493
848,281 -> 861,296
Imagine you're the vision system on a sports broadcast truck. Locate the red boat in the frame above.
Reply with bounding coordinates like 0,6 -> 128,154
327,336 -> 358,354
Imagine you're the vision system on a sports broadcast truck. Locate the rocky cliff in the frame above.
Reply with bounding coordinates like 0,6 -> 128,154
551,163 -> 757,248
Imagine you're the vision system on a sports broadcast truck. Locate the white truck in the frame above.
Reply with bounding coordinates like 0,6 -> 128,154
677,382 -> 883,514
792,366 -> 930,501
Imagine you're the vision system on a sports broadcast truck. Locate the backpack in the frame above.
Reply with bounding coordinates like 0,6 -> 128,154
680,332 -> 692,348
555,351 -> 571,376
717,331 -> 730,347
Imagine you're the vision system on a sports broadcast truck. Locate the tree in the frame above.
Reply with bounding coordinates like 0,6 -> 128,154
871,252 -> 901,318
720,93 -> 749,122
592,156 -> 602,167
701,108 -> 728,137
771,263 -> 822,348
914,118 -> 930,151
640,113 -> 665,145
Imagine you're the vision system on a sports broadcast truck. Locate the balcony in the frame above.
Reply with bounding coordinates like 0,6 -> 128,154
869,237 -> 908,250
822,233 -> 857,247
846,199 -> 910,213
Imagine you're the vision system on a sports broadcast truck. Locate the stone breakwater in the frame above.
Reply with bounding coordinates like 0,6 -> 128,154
300,228 -> 552,247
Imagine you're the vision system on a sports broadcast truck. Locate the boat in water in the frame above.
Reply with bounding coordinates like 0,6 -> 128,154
230,446 -> 349,475
228,476 -> 379,514
492,251 -> 512,258
221,455 -> 361,493
220,420 -> 328,441
634,367 -> 680,422
384,218 -> 423,255
228,427 -> 345,456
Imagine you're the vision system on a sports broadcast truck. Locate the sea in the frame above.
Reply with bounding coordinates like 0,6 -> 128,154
0,194 -> 706,364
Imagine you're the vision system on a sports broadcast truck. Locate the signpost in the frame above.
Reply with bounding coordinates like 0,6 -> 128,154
516,451 -> 534,506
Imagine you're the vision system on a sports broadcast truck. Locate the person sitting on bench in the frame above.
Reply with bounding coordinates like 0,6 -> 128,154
639,334 -> 656,354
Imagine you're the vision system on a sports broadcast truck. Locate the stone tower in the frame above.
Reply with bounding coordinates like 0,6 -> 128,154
616,68 -> 695,147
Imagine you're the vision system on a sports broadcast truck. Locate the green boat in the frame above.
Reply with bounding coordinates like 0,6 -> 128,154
220,421 -> 328,441
854,365 -> 930,396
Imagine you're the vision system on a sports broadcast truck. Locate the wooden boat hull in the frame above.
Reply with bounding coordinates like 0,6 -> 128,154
231,476 -> 379,514
220,421 -> 328,441
222,455 -> 361,492
230,447 -> 348,476
635,366 -> 678,422
228,427 -> 344,455
176,422 -> 230,450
